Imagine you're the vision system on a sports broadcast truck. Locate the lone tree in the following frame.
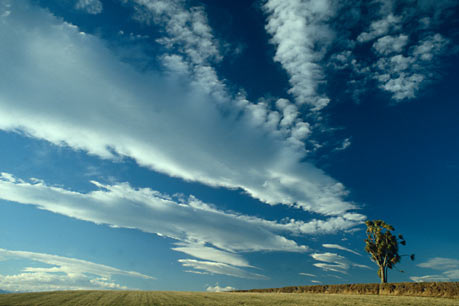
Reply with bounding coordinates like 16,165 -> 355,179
364,220 -> 414,283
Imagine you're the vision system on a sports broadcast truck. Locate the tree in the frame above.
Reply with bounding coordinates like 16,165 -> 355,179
364,220 -> 414,283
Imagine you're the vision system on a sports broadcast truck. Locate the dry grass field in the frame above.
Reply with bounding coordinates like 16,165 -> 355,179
0,290 -> 458,306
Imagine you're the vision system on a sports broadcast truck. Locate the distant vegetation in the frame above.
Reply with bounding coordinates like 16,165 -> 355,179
0,289 -> 457,306
237,282 -> 459,298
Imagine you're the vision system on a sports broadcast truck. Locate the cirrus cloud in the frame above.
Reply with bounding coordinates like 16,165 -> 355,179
0,248 -> 153,292
0,0 -> 358,217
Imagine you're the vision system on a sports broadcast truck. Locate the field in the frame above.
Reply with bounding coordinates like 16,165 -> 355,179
0,290 -> 458,306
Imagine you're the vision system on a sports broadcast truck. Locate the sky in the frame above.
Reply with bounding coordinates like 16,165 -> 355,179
0,0 -> 458,292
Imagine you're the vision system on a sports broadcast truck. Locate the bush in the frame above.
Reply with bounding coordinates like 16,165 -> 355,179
234,282 -> 459,298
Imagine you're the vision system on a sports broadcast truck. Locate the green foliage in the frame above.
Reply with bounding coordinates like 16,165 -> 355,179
364,220 -> 414,283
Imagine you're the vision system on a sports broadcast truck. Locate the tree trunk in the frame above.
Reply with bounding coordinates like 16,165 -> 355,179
379,266 -> 387,283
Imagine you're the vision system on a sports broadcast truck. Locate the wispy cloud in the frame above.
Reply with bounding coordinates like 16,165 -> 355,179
0,248 -> 153,292
74,0 -> 102,15
411,257 -> 459,282
0,172 -> 363,278
0,173 -> 307,254
418,257 -> 459,270
179,260 -> 267,280
299,272 -> 316,277
131,0 -> 224,100
322,244 -> 361,256
311,252 -> 370,275
172,243 -> 252,268
334,138 -> 351,151
263,0 -> 333,110
311,252 -> 349,274
0,0 -> 360,217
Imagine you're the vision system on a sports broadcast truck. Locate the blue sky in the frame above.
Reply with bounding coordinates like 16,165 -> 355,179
0,0 -> 458,292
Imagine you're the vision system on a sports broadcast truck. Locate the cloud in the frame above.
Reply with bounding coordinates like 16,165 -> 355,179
131,0 -> 225,100
299,272 -> 316,277
0,172 -> 362,278
311,252 -> 370,274
178,260 -> 267,280
372,34 -> 409,55
132,0 -> 221,65
410,275 -> 450,282
75,0 -> 103,15
371,34 -> 448,100
132,1 -> 316,150
0,0 -> 359,217
357,14 -> 401,43
322,244 -> 361,256
0,248 -> 153,292
0,172 -> 364,253
334,138 -> 351,151
418,257 -> 459,270
311,252 -> 349,274
410,257 -> 459,282
263,0 -> 334,110
0,173 -> 309,254
206,284 -> 236,292
330,1 -> 455,103
171,243 -> 252,268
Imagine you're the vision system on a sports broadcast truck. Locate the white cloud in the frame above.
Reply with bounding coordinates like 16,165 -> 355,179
133,0 -> 317,151
444,270 -> 459,279
312,252 -> 349,274
311,252 -> 370,274
179,260 -> 267,280
133,0 -> 221,66
0,173 -> 364,248
411,257 -> 459,282
418,257 -> 459,271
0,0 -> 359,217
344,2 -> 453,103
322,244 -> 361,256
372,34 -> 448,101
264,0 -> 333,110
0,173 -> 309,255
412,34 -> 448,61
0,173 -> 364,278
334,138 -> 351,151
299,272 -> 316,277
171,243 -> 252,268
75,0 -> 103,15
131,0 -> 226,102
357,14 -> 401,42
410,274 -> 449,282
0,248 -> 153,292
206,284 -> 236,292
373,34 -> 409,55
378,73 -> 424,100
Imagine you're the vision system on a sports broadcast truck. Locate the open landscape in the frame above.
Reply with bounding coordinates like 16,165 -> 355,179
0,290 -> 458,306
0,282 -> 457,306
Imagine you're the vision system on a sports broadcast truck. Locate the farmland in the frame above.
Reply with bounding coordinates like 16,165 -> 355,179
0,290 -> 457,306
